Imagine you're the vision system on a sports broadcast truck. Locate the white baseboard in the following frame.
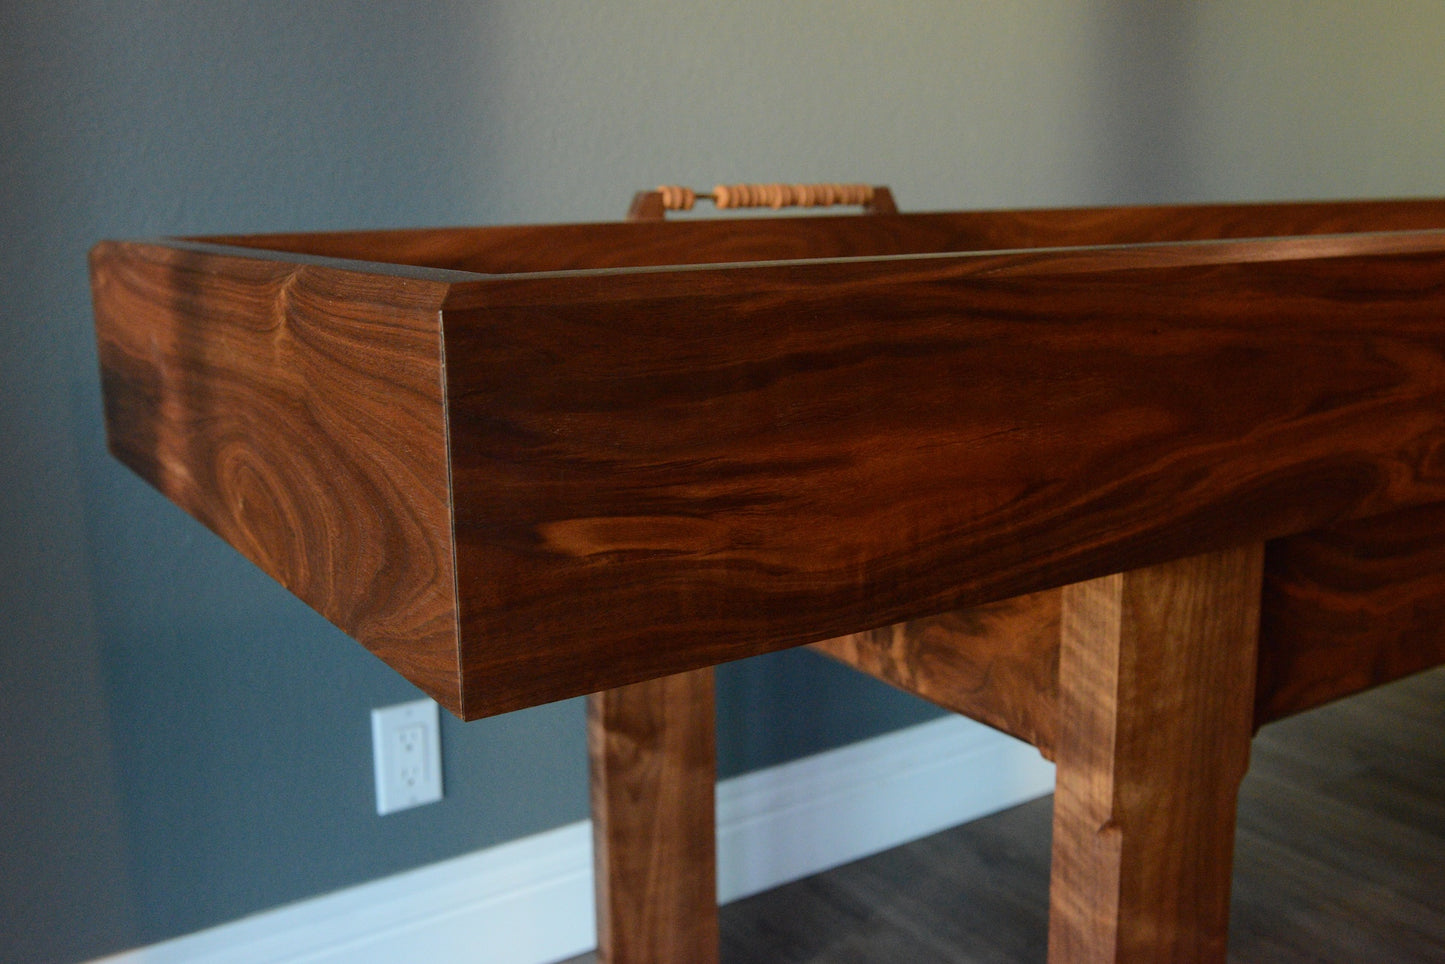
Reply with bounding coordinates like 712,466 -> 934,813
93,716 -> 1055,964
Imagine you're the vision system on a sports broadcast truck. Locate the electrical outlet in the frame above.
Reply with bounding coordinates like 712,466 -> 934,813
371,698 -> 443,815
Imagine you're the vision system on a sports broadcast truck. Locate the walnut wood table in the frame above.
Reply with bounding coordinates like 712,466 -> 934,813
91,198 -> 1445,962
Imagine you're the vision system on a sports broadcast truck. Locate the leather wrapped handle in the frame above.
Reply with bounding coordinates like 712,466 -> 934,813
629,183 -> 896,220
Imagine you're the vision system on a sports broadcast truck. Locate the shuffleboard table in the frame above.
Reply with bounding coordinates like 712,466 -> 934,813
91,189 -> 1445,961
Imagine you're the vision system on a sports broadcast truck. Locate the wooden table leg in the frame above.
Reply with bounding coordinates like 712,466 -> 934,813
1049,544 -> 1264,963
588,667 -> 719,964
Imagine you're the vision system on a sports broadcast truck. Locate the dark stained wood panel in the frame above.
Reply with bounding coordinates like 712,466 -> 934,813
1257,501 -> 1445,725
811,502 -> 1445,757
91,202 -> 1445,720
439,232 -> 1445,716
90,240 -> 465,710
200,197 -> 1445,274
810,593 -> 1061,756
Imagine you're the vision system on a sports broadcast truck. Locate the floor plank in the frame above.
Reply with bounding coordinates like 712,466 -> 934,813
561,667 -> 1444,963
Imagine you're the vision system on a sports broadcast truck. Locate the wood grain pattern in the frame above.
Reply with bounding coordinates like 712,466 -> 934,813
1049,544 -> 1264,963
589,668 -> 718,964
1257,500 -> 1445,725
813,497 -> 1445,755
439,230 -> 1445,716
200,197 -> 1445,274
90,240 -> 466,709
810,592 -> 1061,755
95,203 -> 1445,964
92,201 -> 1445,718
557,669 -> 1445,964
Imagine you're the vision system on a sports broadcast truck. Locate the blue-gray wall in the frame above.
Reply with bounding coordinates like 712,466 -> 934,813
3,4 -> 1443,962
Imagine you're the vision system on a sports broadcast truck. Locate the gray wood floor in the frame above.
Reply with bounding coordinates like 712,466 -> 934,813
566,667 -> 1444,962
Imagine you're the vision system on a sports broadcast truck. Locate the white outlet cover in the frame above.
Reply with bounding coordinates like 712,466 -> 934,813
371,698 -> 443,815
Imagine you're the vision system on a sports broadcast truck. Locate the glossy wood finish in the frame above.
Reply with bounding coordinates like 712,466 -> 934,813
202,197 -> 1445,274
438,230 -> 1445,716
91,199 -> 1445,963
589,668 -> 718,964
809,592 -> 1061,755
1257,501 -> 1445,725
1049,544 -> 1264,963
89,240 -> 466,708
811,498 -> 1445,747
92,200 -> 1445,718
